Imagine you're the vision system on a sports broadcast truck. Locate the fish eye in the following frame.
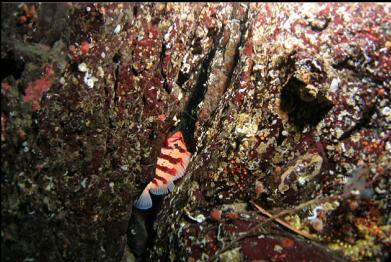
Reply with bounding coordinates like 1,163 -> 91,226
174,143 -> 179,148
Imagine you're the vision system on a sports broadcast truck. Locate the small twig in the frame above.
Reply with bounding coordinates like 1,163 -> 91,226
216,223 -> 225,249
208,228 -> 265,262
208,157 -> 384,261
251,201 -> 317,241
208,195 -> 337,262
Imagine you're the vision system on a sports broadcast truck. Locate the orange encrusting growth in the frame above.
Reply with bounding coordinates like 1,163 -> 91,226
134,131 -> 191,209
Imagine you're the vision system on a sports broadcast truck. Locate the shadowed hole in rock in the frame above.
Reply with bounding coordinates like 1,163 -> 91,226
112,51 -> 122,64
280,77 -> 333,130
113,51 -> 121,105
192,38 -> 203,55
160,42 -> 171,94
1,50 -> 25,81
176,70 -> 189,88
276,128 -> 285,146
133,5 -> 139,17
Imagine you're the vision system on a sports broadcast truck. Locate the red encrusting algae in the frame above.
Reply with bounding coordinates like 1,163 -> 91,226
23,65 -> 53,111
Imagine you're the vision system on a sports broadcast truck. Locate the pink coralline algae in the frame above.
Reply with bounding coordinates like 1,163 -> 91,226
23,65 -> 53,110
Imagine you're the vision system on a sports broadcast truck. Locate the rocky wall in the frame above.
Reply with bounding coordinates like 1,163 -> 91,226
1,3 -> 390,262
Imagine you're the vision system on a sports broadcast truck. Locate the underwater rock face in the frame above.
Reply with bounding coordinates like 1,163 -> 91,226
148,3 -> 390,262
1,3 -> 390,262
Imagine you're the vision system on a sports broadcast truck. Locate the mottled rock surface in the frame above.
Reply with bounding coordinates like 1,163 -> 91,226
1,3 -> 390,262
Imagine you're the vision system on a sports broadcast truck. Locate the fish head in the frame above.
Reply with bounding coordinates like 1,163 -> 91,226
167,131 -> 184,143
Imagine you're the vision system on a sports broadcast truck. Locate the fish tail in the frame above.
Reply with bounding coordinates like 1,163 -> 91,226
134,187 -> 153,210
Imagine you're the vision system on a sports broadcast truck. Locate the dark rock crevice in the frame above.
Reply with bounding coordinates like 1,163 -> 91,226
159,42 -> 171,94
194,6 -> 250,147
1,50 -> 26,81
127,23 -> 226,261
280,76 -> 333,130
225,7 -> 250,93
338,103 -> 376,141
178,26 -> 226,152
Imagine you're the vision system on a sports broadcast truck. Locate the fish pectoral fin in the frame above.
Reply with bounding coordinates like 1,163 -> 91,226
150,180 -> 175,195
173,166 -> 185,180
150,186 -> 168,195
174,155 -> 191,180
167,180 -> 175,192
134,189 -> 153,210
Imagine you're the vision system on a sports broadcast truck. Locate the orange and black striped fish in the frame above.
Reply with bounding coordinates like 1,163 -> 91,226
134,131 -> 192,209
